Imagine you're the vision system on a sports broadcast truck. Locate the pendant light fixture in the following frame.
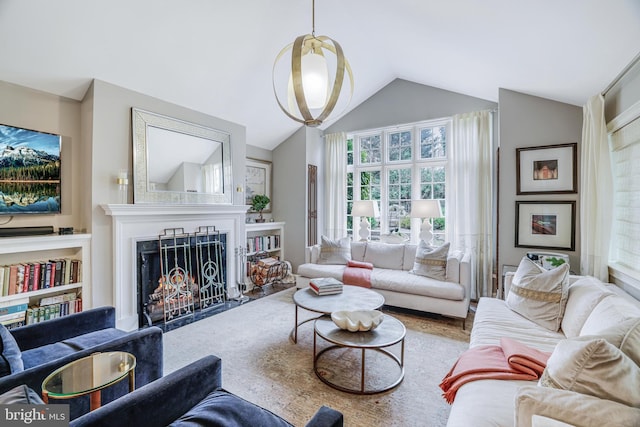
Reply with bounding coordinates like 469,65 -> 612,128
273,0 -> 353,127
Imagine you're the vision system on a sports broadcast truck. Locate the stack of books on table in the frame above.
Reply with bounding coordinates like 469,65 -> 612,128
309,278 -> 343,296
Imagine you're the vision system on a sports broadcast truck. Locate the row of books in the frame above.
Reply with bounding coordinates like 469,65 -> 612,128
0,258 -> 82,296
309,277 -> 343,296
0,292 -> 82,329
246,234 -> 281,254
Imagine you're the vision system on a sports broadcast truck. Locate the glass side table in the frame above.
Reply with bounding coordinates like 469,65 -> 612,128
42,351 -> 136,411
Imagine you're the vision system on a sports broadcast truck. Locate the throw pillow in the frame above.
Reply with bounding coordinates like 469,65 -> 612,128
515,385 -> 640,427
576,317 -> 640,367
0,384 -> 44,405
363,242 -> 405,270
506,257 -> 569,331
170,390 -> 292,427
560,277 -> 612,337
0,324 -> 23,377
317,235 -> 351,265
410,241 -> 449,280
539,338 -> 640,407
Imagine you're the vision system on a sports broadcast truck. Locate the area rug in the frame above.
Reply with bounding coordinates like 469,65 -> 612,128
163,288 -> 472,427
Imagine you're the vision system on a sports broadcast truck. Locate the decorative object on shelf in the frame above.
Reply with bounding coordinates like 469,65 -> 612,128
352,200 -> 380,241
116,170 -> 128,204
131,108 -> 233,205
516,143 -> 577,195
515,201 -> 576,250
245,158 -> 272,210
250,195 -> 271,223
331,310 -> 384,332
410,199 -> 443,246
526,252 -> 570,270
272,0 -> 353,127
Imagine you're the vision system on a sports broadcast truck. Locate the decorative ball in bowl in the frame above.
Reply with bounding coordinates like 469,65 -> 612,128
331,310 -> 384,332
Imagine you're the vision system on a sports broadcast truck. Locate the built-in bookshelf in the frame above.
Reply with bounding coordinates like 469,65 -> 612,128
0,233 -> 91,328
244,222 -> 285,289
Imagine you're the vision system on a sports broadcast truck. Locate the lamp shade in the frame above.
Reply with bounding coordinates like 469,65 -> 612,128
352,200 -> 380,218
410,199 -> 442,219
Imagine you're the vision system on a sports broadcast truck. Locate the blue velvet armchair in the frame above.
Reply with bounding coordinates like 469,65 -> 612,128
70,355 -> 343,427
0,306 -> 163,420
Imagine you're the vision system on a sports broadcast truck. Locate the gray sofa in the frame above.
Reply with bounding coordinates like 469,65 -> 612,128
297,241 -> 473,327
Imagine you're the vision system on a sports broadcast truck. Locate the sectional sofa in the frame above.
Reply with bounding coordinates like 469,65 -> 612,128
447,271 -> 640,427
296,240 -> 473,327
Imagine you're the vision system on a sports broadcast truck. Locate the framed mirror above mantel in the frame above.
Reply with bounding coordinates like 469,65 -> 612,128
131,108 -> 233,205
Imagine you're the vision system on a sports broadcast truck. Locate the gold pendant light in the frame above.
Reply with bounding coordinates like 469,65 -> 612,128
273,0 -> 354,127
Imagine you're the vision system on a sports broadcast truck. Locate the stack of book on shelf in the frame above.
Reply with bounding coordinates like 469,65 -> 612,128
0,258 -> 82,296
0,300 -> 29,329
309,277 -> 343,296
26,292 -> 82,325
246,234 -> 281,253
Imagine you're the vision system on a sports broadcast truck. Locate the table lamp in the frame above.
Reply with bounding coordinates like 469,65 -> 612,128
352,200 -> 380,241
410,199 -> 442,245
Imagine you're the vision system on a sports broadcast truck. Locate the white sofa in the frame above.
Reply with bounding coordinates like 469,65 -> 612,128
296,241 -> 473,327
447,273 -> 640,427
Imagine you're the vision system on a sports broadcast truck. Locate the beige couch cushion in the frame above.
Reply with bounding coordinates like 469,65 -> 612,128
579,294 -> 640,336
506,257 -> 569,331
516,385 -> 640,427
540,338 -> 640,407
411,242 -> 449,280
561,277 -> 613,337
578,317 -> 640,366
363,242 -> 405,270
317,235 -> 351,265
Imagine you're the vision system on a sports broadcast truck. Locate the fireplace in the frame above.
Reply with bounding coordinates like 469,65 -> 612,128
136,228 -> 228,329
102,204 -> 247,331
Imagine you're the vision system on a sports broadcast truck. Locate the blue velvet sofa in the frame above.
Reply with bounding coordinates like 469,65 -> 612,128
70,355 -> 344,427
0,306 -> 163,420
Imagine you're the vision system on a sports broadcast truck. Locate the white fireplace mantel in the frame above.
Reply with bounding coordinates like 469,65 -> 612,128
102,203 -> 248,330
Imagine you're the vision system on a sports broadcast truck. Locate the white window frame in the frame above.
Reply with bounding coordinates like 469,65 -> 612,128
347,118 -> 451,243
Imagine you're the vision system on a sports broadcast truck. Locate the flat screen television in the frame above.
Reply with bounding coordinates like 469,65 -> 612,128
0,123 -> 61,215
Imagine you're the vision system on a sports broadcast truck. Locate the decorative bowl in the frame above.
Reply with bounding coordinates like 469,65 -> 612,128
331,310 -> 384,332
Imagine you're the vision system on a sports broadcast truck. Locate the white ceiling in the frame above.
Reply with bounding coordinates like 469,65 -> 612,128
0,0 -> 639,150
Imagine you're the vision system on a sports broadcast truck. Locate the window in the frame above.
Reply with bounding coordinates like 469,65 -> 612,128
346,119 -> 450,244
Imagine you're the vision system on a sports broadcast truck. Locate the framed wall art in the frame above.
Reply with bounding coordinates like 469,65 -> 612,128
245,158 -> 272,212
516,143 -> 577,195
515,201 -> 576,251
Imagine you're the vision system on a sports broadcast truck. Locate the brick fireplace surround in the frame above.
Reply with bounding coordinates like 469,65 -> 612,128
102,204 -> 247,331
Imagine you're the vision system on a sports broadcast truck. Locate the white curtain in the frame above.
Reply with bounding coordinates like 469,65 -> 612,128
324,132 -> 347,239
580,94 -> 612,281
449,110 -> 493,299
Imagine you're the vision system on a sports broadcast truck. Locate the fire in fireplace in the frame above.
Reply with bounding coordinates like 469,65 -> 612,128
136,227 -> 227,328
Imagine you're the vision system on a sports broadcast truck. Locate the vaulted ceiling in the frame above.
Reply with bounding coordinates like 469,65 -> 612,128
0,0 -> 638,149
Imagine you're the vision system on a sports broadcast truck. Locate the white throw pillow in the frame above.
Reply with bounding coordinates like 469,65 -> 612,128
540,338 -> 640,407
506,256 -> 569,331
317,235 -> 351,265
561,277 -> 612,337
363,242 -> 405,270
410,241 -> 449,280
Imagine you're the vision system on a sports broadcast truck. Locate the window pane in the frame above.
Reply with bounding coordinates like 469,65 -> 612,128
388,130 -> 412,162
421,184 -> 432,199
434,166 -> 446,182
434,183 -> 445,199
347,138 -> 354,166
387,168 -> 411,235
360,135 -> 382,164
420,126 -> 447,159
421,167 -> 432,182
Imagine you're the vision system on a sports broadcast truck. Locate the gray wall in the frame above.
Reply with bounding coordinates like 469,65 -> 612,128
325,78 -> 498,134
85,79 -> 246,308
272,127 -> 307,268
497,89 -> 582,281
245,145 -> 273,222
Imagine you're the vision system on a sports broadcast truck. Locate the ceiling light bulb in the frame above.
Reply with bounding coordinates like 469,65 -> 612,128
301,52 -> 328,109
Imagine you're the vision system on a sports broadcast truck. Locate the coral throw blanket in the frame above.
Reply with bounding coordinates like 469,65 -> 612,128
439,337 -> 551,403
342,260 -> 373,288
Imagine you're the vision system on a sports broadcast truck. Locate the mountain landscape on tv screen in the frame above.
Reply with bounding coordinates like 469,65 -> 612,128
0,125 -> 61,214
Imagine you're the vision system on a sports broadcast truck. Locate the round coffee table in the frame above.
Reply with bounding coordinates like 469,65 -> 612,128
42,351 -> 136,411
313,314 -> 406,394
290,286 -> 385,343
